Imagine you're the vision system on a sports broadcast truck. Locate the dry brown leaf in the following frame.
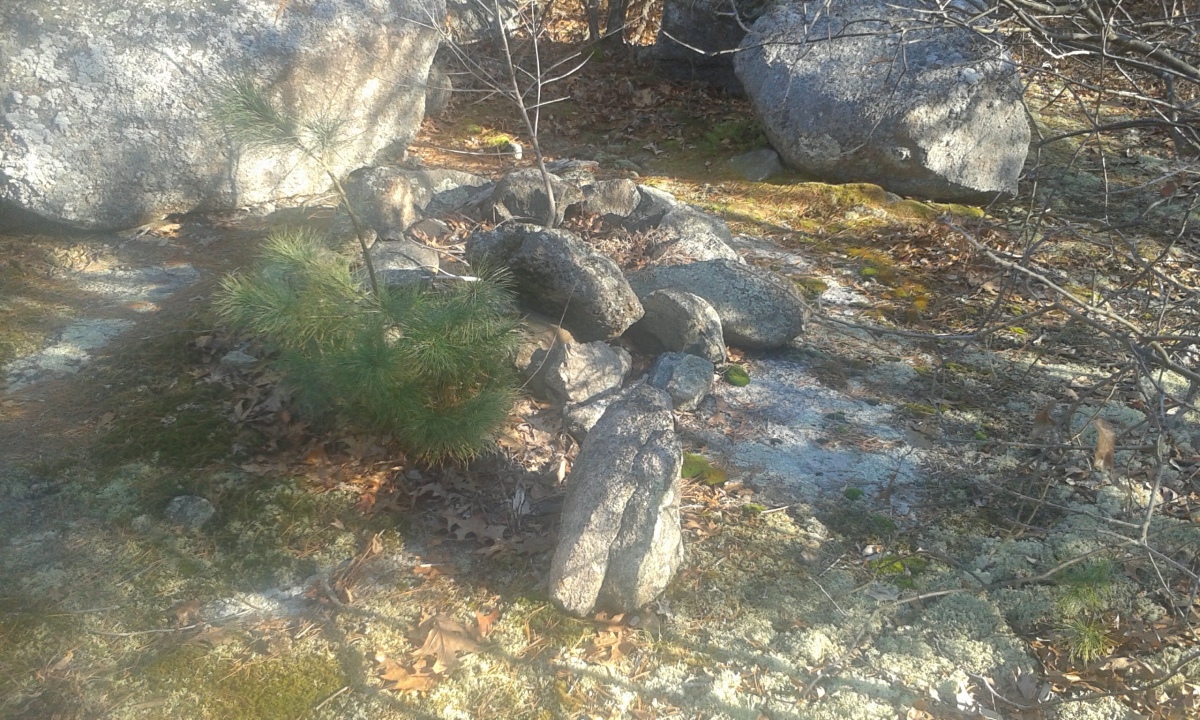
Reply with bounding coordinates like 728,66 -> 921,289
1094,418 -> 1116,471
474,607 -> 501,640
413,613 -> 479,671
378,657 -> 436,693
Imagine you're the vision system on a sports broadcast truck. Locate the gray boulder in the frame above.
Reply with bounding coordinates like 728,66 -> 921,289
735,0 -> 1029,202
549,384 -> 684,615
466,224 -> 644,342
629,259 -> 806,349
486,168 -> 584,227
627,289 -> 727,363
647,352 -> 716,411
648,206 -> 741,264
0,0 -> 444,230
582,179 -> 641,219
528,341 -> 631,406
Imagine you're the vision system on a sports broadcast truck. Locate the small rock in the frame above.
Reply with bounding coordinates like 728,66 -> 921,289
629,259 -> 807,349
529,341 -> 631,406
647,352 -> 716,411
549,384 -> 684,615
625,289 -> 727,364
728,147 -> 783,181
165,495 -> 215,531
220,349 -> 257,367
466,224 -> 644,341
486,168 -> 584,226
648,205 -> 741,264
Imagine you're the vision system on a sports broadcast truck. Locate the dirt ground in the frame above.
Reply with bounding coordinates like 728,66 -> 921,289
2,46 -> 1199,720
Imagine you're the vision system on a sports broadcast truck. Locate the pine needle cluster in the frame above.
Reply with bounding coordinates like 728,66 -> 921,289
216,229 -> 522,463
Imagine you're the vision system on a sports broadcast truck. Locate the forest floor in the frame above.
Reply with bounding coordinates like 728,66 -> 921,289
1,45 -> 1198,720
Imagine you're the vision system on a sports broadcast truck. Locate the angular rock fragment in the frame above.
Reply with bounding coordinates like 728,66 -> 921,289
549,385 -> 684,615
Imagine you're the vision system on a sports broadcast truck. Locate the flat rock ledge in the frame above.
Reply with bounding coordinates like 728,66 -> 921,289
549,384 -> 684,616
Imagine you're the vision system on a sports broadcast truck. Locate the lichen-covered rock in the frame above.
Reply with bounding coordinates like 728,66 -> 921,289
0,0 -> 444,230
486,168 -> 584,227
342,167 -> 418,240
528,341 -> 631,406
466,224 -> 644,342
549,384 -> 683,615
647,352 -> 716,411
735,0 -> 1029,202
625,289 -> 727,364
648,206 -> 741,264
629,260 -> 807,349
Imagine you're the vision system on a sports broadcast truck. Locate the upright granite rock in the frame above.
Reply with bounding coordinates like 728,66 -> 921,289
0,0 -> 444,229
466,224 -> 644,342
342,167 -> 418,240
549,385 -> 684,616
629,259 -> 806,349
735,0 -> 1029,202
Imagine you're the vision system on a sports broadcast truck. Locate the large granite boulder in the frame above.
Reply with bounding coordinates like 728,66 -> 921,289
629,259 -> 806,349
466,224 -> 644,342
0,0 -> 444,230
735,0 -> 1029,202
549,384 -> 684,615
